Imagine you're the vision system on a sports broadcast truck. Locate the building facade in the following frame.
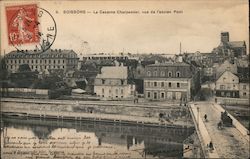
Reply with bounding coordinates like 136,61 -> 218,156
144,62 -> 200,102
5,49 -> 79,73
94,62 -> 135,100
239,82 -> 249,99
215,71 -> 239,98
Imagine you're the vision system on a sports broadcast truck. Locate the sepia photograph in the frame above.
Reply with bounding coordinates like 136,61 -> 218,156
0,0 -> 249,158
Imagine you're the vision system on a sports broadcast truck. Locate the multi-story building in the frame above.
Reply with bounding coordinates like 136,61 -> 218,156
94,61 -> 135,100
215,71 -> 239,98
4,49 -> 79,73
144,62 -> 200,102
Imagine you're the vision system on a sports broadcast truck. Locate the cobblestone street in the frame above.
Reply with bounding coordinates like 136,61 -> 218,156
193,102 -> 249,158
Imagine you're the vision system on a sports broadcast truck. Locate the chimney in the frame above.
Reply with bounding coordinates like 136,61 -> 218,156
221,32 -> 229,43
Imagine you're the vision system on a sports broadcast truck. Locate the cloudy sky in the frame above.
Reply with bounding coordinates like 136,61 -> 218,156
1,0 -> 249,55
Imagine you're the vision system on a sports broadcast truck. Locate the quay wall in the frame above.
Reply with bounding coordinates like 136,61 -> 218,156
215,97 -> 249,106
1,98 -> 194,127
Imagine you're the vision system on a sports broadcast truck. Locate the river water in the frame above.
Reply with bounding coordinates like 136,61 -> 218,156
1,117 -> 195,159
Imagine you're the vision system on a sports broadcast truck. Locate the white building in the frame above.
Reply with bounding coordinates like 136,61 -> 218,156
215,71 -> 239,98
94,62 -> 135,100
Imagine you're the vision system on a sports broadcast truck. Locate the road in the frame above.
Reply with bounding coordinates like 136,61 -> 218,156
193,102 -> 249,159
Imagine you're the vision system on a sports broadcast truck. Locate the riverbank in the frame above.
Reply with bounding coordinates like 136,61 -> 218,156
1,98 -> 194,128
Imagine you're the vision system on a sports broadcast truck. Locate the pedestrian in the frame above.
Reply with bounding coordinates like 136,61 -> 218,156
209,141 -> 214,150
204,114 -> 207,121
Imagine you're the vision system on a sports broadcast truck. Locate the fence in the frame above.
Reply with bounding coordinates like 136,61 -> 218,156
0,88 -> 48,98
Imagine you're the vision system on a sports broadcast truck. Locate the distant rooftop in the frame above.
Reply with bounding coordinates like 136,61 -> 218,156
96,65 -> 128,79
148,62 -> 190,67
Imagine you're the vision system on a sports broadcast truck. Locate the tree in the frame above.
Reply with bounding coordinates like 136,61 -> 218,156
0,57 -> 8,80
18,64 -> 31,72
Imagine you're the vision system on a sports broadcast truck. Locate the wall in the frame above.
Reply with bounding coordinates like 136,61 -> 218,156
215,97 -> 249,106
0,88 -> 49,98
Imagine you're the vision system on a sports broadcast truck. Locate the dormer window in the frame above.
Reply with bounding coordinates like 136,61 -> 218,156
168,71 -> 172,77
176,72 -> 180,77
161,71 -> 165,77
147,71 -> 151,77
153,71 -> 157,76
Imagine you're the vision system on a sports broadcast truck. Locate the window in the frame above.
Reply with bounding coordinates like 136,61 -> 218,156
49,60 -> 51,64
220,85 -> 225,90
176,72 -> 180,77
115,89 -> 118,95
102,79 -> 105,84
58,60 -> 60,64
161,92 -> 165,98
154,82 -> 157,87
31,60 -> 33,64
121,80 -> 124,85
161,82 -> 164,87
54,60 -> 56,64
169,82 -> 172,87
19,60 -> 21,63
168,71 -> 172,77
160,71 -> 165,77
121,89 -> 123,94
153,71 -> 157,76
243,92 -> 246,96
44,60 -> 46,64
243,85 -> 247,90
36,60 -> 38,63
102,88 -> 104,94
154,92 -> 157,99
221,92 -> 224,96
147,92 -> 150,98
147,82 -> 150,87
147,71 -> 151,76
177,83 -> 180,88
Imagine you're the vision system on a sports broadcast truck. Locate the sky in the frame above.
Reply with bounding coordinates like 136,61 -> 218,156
0,0 -> 249,55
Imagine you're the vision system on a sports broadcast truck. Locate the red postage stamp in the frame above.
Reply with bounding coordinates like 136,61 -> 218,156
6,4 -> 40,45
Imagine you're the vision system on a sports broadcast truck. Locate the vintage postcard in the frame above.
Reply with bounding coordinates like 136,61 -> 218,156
0,0 -> 249,159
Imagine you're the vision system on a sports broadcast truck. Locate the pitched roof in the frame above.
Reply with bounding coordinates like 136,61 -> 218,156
228,41 -> 246,48
96,66 -> 128,79
148,62 -> 190,67
6,49 -> 78,57
216,70 -> 238,82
